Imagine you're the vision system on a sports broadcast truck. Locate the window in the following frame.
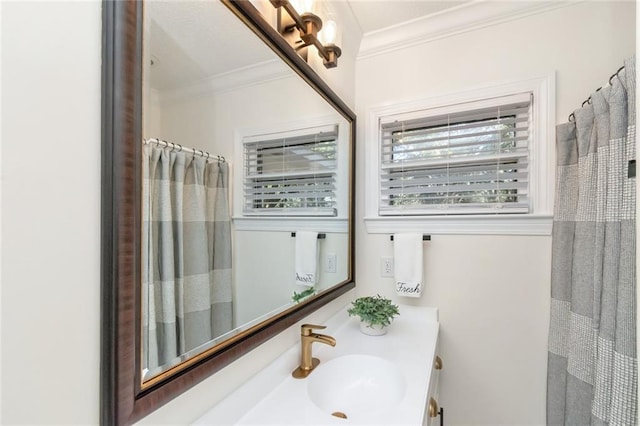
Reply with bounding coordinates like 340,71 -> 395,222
243,124 -> 338,216
380,93 -> 532,215
364,76 -> 555,235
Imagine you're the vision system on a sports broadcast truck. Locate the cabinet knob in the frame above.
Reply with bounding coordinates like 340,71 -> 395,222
434,355 -> 443,370
429,397 -> 439,418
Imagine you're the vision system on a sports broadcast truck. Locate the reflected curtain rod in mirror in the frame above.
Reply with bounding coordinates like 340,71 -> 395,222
100,0 -> 356,424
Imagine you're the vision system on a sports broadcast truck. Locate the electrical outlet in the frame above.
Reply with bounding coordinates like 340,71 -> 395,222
325,253 -> 337,273
381,257 -> 394,277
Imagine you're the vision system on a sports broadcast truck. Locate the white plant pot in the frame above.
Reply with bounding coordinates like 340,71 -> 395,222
359,322 -> 387,336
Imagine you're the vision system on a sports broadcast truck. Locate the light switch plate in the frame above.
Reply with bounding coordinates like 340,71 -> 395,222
325,253 -> 337,273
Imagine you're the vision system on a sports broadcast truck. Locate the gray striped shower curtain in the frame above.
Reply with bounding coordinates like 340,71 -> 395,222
548,57 -> 637,425
142,144 -> 232,373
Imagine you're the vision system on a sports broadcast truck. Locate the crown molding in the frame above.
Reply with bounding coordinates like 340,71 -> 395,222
156,59 -> 292,105
358,0 -> 580,60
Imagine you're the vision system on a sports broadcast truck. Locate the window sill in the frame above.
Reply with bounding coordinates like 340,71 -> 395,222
364,214 -> 553,236
233,216 -> 349,233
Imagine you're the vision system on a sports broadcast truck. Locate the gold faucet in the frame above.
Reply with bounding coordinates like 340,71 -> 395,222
292,324 -> 336,378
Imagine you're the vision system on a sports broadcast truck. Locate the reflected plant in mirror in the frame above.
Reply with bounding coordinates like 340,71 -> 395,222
100,0 -> 355,424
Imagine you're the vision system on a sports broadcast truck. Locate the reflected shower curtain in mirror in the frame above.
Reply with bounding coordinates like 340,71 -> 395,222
142,144 -> 232,373
548,57 -> 637,425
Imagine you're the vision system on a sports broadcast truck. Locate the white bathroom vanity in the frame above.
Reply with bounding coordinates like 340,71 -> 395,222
194,304 -> 441,425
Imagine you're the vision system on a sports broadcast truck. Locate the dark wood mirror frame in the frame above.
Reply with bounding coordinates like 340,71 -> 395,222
100,1 -> 356,424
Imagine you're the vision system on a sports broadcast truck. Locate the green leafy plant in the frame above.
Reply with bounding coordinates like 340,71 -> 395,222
347,295 -> 400,328
292,287 -> 316,303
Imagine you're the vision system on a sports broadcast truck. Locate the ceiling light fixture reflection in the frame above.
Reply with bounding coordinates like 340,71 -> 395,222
270,0 -> 342,69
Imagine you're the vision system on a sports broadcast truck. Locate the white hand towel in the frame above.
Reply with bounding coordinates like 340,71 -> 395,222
295,231 -> 319,287
393,233 -> 423,298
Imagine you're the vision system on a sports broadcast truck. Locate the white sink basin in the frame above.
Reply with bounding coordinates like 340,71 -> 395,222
193,306 -> 440,426
307,354 -> 406,420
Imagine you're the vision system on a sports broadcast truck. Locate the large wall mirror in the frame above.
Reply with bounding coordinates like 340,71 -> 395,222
101,1 -> 355,424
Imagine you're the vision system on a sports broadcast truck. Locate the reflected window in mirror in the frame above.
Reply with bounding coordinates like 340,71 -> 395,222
242,123 -> 341,217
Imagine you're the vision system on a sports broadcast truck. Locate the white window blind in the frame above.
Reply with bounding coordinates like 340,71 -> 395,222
244,124 -> 338,216
379,93 -> 532,215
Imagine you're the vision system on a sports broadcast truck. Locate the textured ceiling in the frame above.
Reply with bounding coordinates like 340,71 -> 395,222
148,1 -> 278,91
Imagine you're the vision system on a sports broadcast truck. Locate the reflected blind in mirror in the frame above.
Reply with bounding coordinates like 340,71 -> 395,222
379,92 -> 532,215
244,124 -> 338,216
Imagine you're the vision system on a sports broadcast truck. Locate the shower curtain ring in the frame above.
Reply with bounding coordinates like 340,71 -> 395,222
177,144 -> 183,152
609,66 -> 624,85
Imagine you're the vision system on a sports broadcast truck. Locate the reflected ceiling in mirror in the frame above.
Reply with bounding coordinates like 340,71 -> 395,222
147,0 -> 283,91
141,0 -> 350,384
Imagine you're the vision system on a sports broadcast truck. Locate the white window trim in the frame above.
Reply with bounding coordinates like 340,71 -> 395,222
364,74 -> 556,236
232,216 -> 348,233
234,114 -> 349,232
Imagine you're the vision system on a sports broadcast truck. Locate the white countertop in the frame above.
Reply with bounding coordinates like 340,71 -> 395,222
194,304 -> 439,425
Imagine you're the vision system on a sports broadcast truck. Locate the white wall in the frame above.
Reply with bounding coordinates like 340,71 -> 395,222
354,2 -> 635,425
1,1 -> 102,423
234,231 -> 348,325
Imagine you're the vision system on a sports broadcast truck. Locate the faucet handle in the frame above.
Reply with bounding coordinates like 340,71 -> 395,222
301,324 -> 326,336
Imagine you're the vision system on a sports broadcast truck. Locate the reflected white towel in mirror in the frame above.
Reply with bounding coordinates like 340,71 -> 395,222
393,233 -> 423,298
295,231 -> 319,287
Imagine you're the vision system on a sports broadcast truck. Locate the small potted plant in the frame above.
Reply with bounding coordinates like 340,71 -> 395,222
347,294 -> 400,336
